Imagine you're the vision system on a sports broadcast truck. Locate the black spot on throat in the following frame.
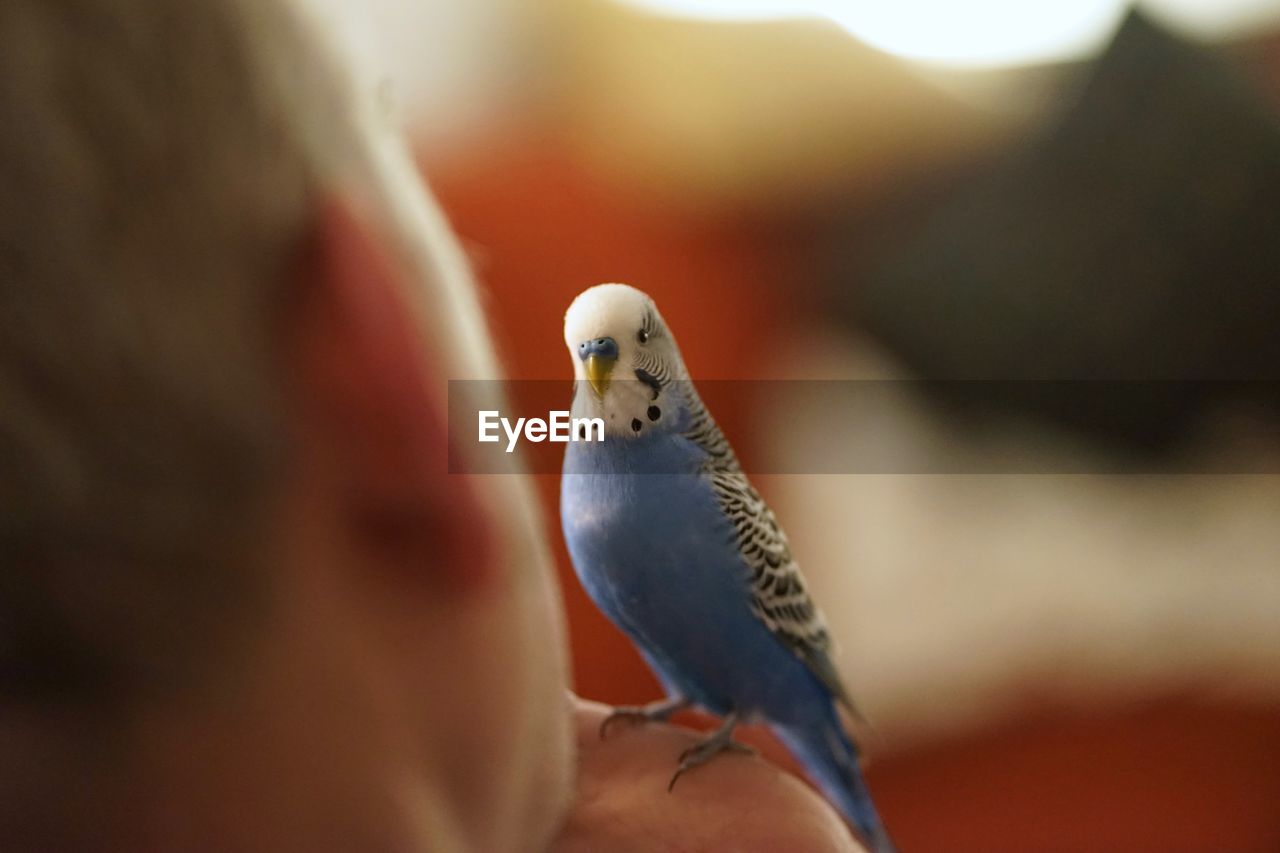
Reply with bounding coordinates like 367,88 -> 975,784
631,418 -> 643,433
647,405 -> 661,422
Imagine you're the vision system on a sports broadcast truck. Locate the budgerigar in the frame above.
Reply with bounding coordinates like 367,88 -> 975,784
559,283 -> 894,852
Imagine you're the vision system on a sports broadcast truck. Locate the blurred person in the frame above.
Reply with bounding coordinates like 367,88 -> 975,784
0,1 -> 860,851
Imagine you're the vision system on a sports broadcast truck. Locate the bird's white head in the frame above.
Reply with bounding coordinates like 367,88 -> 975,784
563,283 -> 686,437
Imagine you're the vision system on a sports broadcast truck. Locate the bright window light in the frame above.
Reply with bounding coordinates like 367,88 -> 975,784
612,0 -> 1280,68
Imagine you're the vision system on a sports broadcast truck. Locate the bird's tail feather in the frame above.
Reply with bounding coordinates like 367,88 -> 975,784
773,720 -> 896,853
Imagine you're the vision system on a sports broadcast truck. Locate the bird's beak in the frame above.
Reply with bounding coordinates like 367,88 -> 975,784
584,353 -> 616,397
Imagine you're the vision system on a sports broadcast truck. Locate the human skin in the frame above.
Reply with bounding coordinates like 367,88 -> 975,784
555,699 -> 864,852
93,197 -> 572,853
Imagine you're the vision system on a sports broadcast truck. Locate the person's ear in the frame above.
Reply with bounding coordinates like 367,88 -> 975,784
286,196 -> 489,591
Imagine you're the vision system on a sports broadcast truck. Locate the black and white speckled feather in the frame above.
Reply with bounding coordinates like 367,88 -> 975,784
679,383 -> 857,712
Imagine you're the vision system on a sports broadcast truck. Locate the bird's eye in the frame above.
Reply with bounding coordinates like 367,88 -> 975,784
637,329 -> 649,344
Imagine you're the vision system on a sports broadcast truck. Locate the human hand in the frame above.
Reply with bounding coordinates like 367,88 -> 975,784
551,697 -> 865,852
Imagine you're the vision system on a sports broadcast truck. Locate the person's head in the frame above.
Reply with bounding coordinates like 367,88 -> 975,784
0,1 -> 570,850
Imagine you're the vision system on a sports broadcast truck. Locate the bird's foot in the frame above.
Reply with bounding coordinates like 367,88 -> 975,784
667,712 -> 755,792
599,696 -> 690,740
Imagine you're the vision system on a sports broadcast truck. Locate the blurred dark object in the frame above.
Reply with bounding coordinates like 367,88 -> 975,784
837,11 -> 1280,454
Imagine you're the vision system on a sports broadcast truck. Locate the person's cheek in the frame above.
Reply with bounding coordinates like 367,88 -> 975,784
435,465 -> 573,846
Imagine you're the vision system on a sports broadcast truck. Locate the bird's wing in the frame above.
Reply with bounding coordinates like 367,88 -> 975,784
704,465 -> 859,704
680,384 -> 862,716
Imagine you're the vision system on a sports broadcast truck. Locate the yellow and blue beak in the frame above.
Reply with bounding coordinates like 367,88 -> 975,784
577,337 -> 619,397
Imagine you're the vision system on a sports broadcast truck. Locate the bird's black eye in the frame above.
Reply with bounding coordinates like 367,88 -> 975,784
637,329 -> 649,344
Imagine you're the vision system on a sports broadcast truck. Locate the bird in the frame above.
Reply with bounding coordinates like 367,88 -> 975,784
559,283 -> 894,852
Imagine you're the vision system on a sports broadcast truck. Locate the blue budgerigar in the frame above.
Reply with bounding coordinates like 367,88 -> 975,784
559,283 -> 894,852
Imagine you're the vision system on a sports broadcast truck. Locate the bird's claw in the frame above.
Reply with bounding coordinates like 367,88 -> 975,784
677,739 -> 755,765
667,714 -> 754,792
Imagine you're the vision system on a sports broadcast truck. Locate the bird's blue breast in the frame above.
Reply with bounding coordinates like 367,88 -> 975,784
561,427 -> 833,721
